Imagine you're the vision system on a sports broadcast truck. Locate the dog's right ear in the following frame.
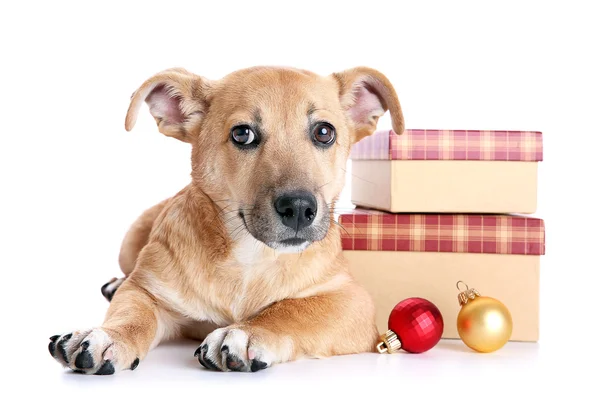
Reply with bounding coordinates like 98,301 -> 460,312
125,68 -> 210,143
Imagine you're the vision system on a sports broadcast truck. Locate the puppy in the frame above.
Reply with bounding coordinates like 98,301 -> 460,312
48,66 -> 404,374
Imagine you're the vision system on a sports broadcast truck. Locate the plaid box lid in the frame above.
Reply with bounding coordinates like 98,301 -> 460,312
350,129 -> 543,161
339,209 -> 545,255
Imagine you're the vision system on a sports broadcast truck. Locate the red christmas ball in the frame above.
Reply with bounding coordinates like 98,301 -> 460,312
380,297 -> 444,354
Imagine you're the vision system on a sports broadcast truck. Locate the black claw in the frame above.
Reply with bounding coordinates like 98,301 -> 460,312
226,354 -> 245,371
197,357 -> 209,369
130,358 -> 140,371
57,334 -> 72,363
250,359 -> 268,372
95,360 -> 115,375
201,356 -> 220,371
48,335 -> 60,357
101,281 -> 116,302
75,350 -> 94,369
72,369 -> 86,374
196,344 -> 220,371
48,341 -> 56,357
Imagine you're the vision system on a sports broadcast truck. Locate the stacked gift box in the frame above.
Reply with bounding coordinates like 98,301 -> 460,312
341,129 -> 545,341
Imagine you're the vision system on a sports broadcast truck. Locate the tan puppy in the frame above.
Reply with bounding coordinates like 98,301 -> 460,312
48,66 -> 404,374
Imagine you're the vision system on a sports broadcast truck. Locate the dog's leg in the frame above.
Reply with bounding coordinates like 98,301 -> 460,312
100,200 -> 170,302
118,200 -> 169,276
196,281 -> 378,372
49,278 -> 170,375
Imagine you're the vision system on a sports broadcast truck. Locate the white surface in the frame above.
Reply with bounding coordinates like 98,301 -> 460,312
36,340 -> 584,394
1,0 -> 599,393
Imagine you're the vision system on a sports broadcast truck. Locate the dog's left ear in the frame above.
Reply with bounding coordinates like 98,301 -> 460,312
125,67 -> 210,143
332,67 -> 404,142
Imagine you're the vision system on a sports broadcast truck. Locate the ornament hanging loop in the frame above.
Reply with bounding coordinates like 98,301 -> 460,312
456,281 -> 469,292
456,280 -> 481,306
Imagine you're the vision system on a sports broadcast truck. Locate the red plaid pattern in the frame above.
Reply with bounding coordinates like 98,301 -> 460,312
350,129 -> 543,161
339,209 -> 545,255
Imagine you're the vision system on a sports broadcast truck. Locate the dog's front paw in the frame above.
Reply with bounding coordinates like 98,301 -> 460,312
48,328 -> 140,375
195,326 -> 290,372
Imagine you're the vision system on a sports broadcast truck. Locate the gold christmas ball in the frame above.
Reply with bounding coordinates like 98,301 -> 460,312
457,295 -> 512,353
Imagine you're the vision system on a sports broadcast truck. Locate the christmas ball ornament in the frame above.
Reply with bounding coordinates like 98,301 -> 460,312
456,281 -> 513,353
376,297 -> 444,354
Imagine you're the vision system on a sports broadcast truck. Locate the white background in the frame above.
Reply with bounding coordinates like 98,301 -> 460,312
1,0 -> 599,393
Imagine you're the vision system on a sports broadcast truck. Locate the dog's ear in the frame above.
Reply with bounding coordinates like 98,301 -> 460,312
125,68 -> 210,143
332,67 -> 404,142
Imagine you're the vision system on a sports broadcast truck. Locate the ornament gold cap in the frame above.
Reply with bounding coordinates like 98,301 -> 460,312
456,281 -> 481,306
376,330 -> 402,354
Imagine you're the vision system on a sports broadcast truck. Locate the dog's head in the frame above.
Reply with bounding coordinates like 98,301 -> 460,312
125,66 -> 403,252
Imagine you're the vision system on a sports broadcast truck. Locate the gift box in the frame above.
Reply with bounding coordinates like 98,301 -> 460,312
350,129 -> 543,213
340,209 -> 545,341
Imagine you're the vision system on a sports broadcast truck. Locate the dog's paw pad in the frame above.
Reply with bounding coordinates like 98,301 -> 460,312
225,354 -> 245,371
95,360 -> 116,375
74,342 -> 94,369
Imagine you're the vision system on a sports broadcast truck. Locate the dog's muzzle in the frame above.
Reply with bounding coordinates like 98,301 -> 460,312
273,191 -> 317,232
240,189 -> 328,251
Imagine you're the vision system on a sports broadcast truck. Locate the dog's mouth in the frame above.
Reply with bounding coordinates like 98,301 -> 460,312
238,211 -> 319,253
279,237 -> 308,246
268,240 -> 311,253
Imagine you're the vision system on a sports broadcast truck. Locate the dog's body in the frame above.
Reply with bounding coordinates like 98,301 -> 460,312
48,66 -> 404,374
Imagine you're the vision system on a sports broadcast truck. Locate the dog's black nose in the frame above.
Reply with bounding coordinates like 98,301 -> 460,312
274,191 -> 317,231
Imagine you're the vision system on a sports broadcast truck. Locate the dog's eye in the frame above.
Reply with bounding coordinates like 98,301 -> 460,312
231,125 -> 257,146
312,123 -> 336,146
